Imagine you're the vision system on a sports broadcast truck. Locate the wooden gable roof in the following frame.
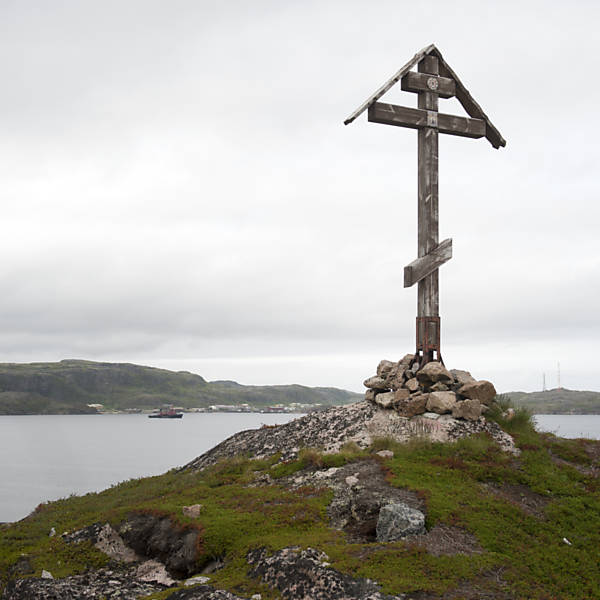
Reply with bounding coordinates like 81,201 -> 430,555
344,44 -> 506,149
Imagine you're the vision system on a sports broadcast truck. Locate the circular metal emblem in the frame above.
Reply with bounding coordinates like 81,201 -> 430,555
427,77 -> 439,91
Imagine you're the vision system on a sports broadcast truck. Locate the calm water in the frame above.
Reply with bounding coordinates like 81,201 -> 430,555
0,413 -> 299,523
0,413 -> 598,523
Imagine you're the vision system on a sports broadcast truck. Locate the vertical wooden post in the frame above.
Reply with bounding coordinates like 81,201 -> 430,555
416,55 -> 441,365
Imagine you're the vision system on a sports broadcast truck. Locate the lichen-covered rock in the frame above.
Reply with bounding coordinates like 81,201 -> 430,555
376,360 -> 396,378
363,376 -> 389,391
459,380 -> 497,405
364,389 -> 376,402
165,586 -> 248,599
452,399 -> 482,421
450,369 -> 476,386
430,382 -> 450,392
395,394 -> 428,418
426,391 -> 457,414
182,400 -> 520,474
247,546 -> 403,600
405,377 -> 420,393
62,522 -> 139,564
376,503 -> 426,542
416,362 -> 453,387
1,567 -> 167,600
373,391 -> 396,409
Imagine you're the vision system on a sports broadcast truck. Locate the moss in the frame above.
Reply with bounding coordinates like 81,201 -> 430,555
1,429 -> 598,599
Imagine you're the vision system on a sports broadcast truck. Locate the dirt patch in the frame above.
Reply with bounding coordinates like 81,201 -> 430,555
404,524 -> 482,556
482,483 -> 549,517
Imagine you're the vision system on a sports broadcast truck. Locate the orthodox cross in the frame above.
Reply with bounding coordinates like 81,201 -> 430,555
345,44 -> 505,368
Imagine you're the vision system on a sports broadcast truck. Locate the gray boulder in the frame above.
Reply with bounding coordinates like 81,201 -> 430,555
405,377 -> 420,393
416,362 -> 453,387
450,369 -> 476,386
373,391 -> 396,409
395,394 -> 428,418
376,360 -> 396,378
364,376 -> 389,391
376,503 -> 425,542
451,399 -> 483,421
458,380 -> 497,405
426,391 -> 457,414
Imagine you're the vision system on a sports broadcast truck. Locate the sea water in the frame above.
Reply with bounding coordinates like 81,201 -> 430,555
0,413 -> 598,523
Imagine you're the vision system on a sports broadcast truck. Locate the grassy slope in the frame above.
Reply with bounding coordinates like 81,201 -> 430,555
0,360 -> 361,414
1,408 -> 598,599
506,389 -> 600,414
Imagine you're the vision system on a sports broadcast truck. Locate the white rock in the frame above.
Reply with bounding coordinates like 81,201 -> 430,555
185,575 -> 211,586
251,595 -> 262,600
41,570 -> 53,579
95,523 -> 139,563
49,527 -> 56,537
345,475 -> 359,487
422,412 -> 440,420
426,391 -> 457,414
182,504 -> 203,518
136,560 -> 176,586
376,450 -> 394,459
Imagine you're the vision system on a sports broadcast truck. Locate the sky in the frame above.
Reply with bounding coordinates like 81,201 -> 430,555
1,0 -> 599,394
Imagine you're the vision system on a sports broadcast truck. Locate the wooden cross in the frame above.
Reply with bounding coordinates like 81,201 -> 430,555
345,45 -> 505,368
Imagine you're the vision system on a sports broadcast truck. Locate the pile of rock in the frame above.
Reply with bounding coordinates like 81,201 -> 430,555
364,354 -> 497,422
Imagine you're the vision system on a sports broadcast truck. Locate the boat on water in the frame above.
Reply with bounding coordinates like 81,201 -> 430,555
148,406 -> 183,419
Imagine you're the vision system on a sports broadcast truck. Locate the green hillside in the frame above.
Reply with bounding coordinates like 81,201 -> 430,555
506,388 -> 600,414
0,360 -> 361,415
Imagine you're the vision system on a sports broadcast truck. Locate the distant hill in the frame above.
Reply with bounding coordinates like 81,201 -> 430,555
505,388 -> 600,414
0,359 -> 361,415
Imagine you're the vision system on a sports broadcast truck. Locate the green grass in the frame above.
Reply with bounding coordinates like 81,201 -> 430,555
1,409 -> 599,599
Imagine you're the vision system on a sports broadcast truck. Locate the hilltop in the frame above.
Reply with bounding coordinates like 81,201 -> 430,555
0,360 -> 360,415
505,388 -> 600,414
1,391 -> 599,599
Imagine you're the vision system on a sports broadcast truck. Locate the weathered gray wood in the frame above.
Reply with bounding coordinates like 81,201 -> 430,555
343,43 -> 506,149
404,238 -> 452,288
432,49 -> 506,149
401,71 -> 455,98
368,103 -> 485,139
417,55 -> 439,320
343,44 -> 435,126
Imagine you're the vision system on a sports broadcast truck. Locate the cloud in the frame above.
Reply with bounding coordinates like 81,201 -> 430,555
0,0 -> 598,393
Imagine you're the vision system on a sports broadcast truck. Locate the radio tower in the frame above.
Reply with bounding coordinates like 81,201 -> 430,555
543,372 -> 546,391
557,361 -> 562,390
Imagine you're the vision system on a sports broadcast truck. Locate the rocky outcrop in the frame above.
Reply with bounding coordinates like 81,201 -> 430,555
247,547 -> 403,600
118,513 -> 200,578
362,356 -> 499,423
281,459 -> 424,543
164,587 -> 248,599
1,566 -> 166,600
183,398 -> 518,474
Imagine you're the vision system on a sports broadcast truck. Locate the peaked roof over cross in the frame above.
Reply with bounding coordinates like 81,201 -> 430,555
344,44 -> 506,149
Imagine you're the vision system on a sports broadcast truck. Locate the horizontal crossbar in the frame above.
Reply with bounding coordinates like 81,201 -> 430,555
400,71 -> 456,98
368,103 -> 486,139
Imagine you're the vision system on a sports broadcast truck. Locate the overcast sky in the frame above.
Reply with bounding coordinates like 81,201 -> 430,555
1,0 -> 599,393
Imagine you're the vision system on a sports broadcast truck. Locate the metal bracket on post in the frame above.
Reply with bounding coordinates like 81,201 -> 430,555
414,316 -> 442,368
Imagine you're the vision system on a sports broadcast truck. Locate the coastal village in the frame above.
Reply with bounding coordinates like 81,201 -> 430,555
87,403 -> 324,415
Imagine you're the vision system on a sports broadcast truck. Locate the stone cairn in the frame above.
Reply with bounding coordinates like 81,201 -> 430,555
364,354 -> 497,421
